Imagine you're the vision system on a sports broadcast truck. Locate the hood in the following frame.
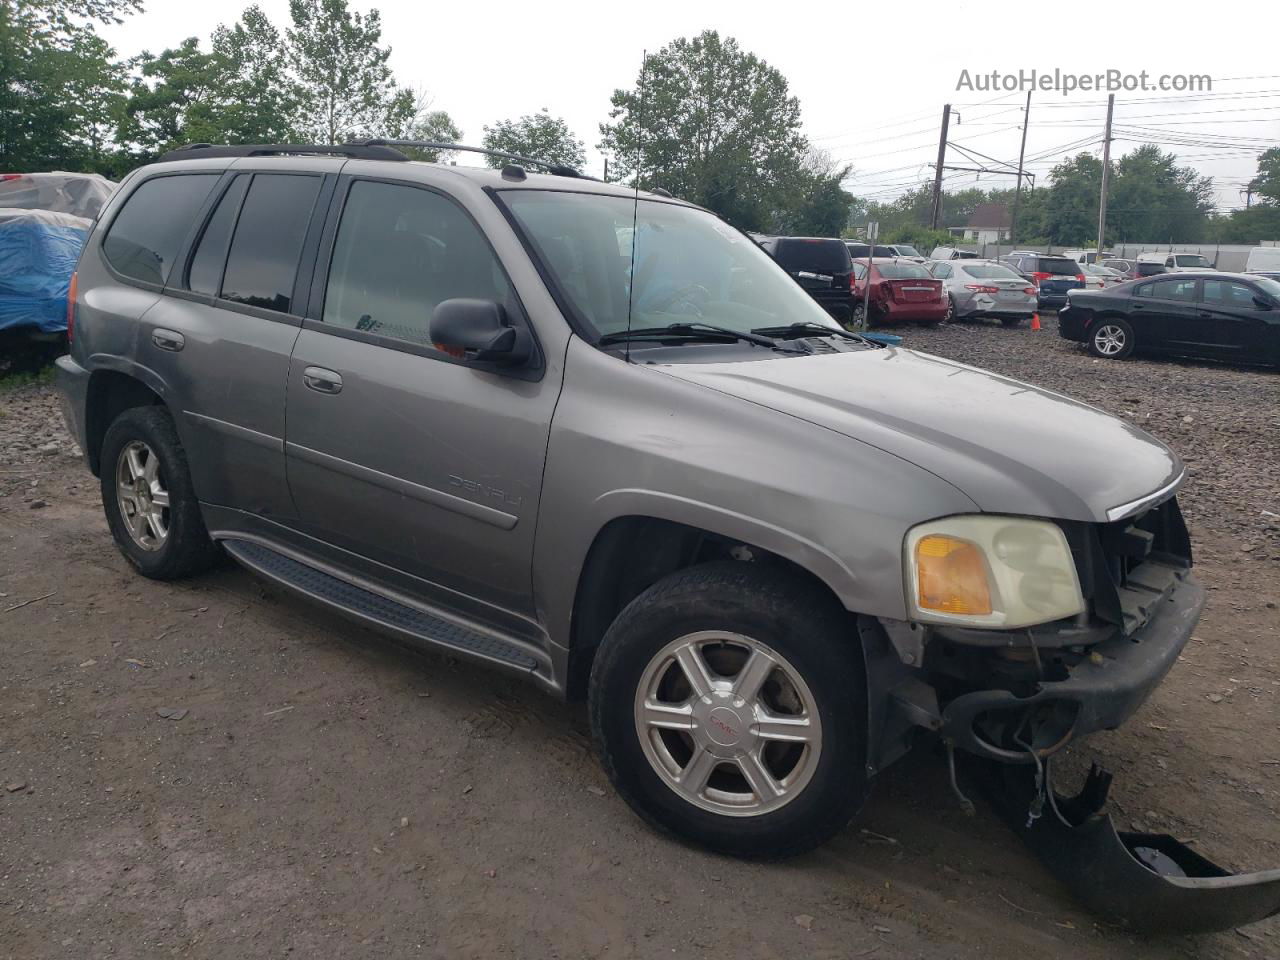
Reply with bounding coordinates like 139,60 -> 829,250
659,346 -> 1182,523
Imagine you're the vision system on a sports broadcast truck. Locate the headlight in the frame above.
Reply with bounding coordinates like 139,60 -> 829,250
904,515 -> 1084,629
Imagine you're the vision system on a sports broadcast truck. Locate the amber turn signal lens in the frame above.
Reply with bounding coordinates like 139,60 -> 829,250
916,534 -> 992,616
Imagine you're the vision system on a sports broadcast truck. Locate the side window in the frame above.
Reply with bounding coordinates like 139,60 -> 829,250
102,174 -> 219,286
322,180 -> 512,348
851,262 -> 867,280
1165,257 -> 1175,267
186,176 -> 248,296
1202,279 -> 1223,304
221,174 -> 322,314
1153,278 -> 1197,302
932,263 -> 952,278
1205,281 -> 1260,308
1134,282 -> 1153,297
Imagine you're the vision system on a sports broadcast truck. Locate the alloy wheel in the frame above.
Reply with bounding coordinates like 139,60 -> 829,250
115,440 -> 170,551
633,631 -> 822,817
1093,324 -> 1127,356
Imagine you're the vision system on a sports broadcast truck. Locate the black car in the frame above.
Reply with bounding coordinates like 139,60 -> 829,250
1059,272 -> 1280,365
759,236 -> 854,322
844,242 -> 895,259
999,253 -> 1085,310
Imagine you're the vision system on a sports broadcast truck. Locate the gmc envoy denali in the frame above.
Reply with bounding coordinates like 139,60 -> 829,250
55,142 -> 1280,931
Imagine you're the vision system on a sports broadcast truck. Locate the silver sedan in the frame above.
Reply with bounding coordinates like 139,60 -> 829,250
926,259 -> 1038,325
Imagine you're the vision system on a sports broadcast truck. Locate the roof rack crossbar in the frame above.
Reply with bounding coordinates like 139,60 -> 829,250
353,140 -> 595,180
158,142 -> 410,163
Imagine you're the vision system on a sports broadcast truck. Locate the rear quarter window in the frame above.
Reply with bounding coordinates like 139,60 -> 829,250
101,174 -> 220,286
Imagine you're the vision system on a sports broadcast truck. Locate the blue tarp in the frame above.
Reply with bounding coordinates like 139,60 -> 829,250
0,213 -> 90,333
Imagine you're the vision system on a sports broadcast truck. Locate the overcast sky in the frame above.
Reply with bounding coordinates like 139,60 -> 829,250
104,0 -> 1280,214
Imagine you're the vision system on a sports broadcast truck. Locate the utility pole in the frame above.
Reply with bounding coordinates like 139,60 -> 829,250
929,104 -> 951,229
1095,93 -> 1115,260
1009,91 -> 1032,248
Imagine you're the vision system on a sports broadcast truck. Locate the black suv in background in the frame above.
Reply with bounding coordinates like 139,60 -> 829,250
758,236 -> 854,322
998,253 -> 1085,310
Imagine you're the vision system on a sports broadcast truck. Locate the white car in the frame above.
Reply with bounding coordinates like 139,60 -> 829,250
1245,246 -> 1280,279
1080,262 -> 1127,290
928,259 -> 1038,325
1139,252 -> 1217,273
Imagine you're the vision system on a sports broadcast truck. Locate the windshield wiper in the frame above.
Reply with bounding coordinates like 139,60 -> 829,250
752,322 -> 866,343
599,322 -> 803,352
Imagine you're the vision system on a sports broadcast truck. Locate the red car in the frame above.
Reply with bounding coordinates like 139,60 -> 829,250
851,258 -> 947,325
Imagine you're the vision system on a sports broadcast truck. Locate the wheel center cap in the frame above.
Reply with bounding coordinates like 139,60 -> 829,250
706,706 -> 745,747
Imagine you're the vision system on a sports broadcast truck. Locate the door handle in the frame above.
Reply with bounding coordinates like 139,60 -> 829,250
151,329 -> 185,352
302,366 -> 343,394
1197,311 -> 1212,318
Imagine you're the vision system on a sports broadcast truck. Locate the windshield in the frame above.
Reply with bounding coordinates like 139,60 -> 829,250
1040,259 -> 1080,276
1175,255 -> 1212,268
501,191 -> 843,339
962,264 -> 1023,280
773,239 -> 851,274
1254,276 -> 1280,299
877,262 -> 931,279
892,245 -> 921,258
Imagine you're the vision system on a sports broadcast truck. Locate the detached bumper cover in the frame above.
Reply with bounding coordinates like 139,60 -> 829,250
942,573 -> 1204,762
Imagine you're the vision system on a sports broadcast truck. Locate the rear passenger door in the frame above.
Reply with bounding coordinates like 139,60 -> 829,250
283,175 -> 559,619
1198,279 -> 1270,356
1131,276 -> 1200,348
135,165 -> 334,521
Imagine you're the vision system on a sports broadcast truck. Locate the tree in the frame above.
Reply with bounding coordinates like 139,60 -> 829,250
771,150 -> 852,237
599,31 -> 809,231
394,97 -> 462,162
482,110 -> 585,170
286,0 -> 414,144
1247,147 -> 1280,206
1,0 -> 137,171
119,38 -> 228,158
209,5 -> 298,144
1045,153 -> 1102,245
1107,145 -> 1212,244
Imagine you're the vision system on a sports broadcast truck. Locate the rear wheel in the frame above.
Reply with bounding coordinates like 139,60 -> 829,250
589,562 -> 869,859
1088,317 -> 1135,359
100,406 -> 220,580
943,296 -> 955,323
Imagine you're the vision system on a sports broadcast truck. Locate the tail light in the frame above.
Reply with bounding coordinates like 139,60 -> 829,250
1022,286 -> 1036,295
66,271 -> 78,344
964,284 -> 999,294
1030,271 -> 1051,287
1075,273 -> 1086,283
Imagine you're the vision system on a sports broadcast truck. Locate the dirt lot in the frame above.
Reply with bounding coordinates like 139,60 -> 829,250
2,317 -> 1278,960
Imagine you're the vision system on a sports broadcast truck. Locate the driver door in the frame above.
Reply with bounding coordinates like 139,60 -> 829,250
283,176 -> 560,616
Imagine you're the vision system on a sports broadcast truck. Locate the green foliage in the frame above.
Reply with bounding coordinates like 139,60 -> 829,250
209,5 -> 298,144
1045,153 -> 1101,245
0,0 -> 138,172
771,151 -> 853,237
285,0 -> 413,144
1247,147 -> 1280,207
1107,145 -> 1212,244
599,31 -> 810,232
482,110 -> 586,170
395,105 -> 462,162
880,225 -> 953,254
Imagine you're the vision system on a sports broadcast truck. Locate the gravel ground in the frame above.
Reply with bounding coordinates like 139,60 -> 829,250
1,327 -> 1278,960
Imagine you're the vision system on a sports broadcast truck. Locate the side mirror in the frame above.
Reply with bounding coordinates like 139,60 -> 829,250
429,299 -> 530,366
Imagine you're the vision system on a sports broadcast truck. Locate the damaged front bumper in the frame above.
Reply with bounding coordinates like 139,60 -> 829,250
982,761 -> 1280,934
940,570 -> 1204,763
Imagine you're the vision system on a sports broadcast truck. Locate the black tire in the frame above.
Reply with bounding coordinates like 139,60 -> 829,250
1087,316 -> 1135,359
851,302 -> 867,327
943,296 -> 955,323
589,561 -> 869,859
99,406 -> 220,580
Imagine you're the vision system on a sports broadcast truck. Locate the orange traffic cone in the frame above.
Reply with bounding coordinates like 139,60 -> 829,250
1031,313 -> 1041,331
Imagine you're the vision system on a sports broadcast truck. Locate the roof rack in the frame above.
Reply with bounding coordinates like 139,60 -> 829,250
354,140 -> 596,180
158,142 -> 409,163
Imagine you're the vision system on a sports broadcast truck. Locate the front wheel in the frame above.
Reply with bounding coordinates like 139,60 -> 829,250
1088,317 -> 1135,359
589,562 -> 869,859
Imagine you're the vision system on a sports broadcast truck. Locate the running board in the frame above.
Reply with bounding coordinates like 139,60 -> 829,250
221,538 -> 540,672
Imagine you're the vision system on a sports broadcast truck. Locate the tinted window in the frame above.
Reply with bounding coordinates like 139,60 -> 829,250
878,262 -> 931,279
1203,280 -> 1257,307
1037,258 -> 1079,276
186,176 -> 248,296
102,174 -> 219,285
774,240 -> 852,274
1134,282 -> 1153,298
1254,276 -> 1280,299
846,244 -> 893,258
1175,255 -> 1212,268
221,174 -> 322,313
323,180 -> 513,347
1137,262 -> 1165,276
1153,278 -> 1198,302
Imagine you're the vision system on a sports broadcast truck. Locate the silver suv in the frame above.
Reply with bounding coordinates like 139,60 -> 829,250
56,142 -> 1205,867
